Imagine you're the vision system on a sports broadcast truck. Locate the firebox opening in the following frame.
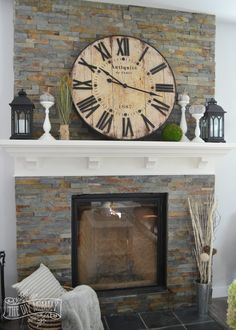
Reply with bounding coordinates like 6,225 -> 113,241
72,193 -> 167,293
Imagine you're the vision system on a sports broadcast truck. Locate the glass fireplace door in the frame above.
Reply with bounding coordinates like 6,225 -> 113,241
72,193 -> 167,291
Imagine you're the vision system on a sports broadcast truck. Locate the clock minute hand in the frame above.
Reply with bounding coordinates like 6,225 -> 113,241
101,68 -> 160,97
107,79 -> 160,97
125,84 -> 160,97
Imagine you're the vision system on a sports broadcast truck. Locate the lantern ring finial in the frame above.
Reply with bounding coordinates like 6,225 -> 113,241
18,89 -> 26,97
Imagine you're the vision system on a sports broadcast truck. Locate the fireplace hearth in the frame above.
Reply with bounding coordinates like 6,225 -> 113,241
72,193 -> 167,292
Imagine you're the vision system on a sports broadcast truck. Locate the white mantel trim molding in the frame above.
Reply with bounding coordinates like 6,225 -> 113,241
0,140 -> 235,177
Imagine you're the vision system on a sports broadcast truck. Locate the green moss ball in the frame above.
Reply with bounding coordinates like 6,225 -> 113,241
161,123 -> 183,141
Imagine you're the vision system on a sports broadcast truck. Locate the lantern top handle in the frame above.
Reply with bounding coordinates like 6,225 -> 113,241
206,98 -> 226,114
208,98 -> 217,105
18,89 -> 27,97
9,89 -> 35,108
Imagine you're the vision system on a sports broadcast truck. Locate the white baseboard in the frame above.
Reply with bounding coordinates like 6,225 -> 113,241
213,285 -> 228,298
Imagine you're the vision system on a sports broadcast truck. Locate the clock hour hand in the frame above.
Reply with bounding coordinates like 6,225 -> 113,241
100,68 -> 125,86
107,78 -> 126,87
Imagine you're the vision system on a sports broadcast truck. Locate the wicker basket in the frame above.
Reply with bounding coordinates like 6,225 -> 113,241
27,312 -> 62,330
26,286 -> 73,330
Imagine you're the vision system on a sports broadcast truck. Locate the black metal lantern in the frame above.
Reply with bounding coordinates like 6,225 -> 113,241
200,98 -> 226,143
9,89 -> 34,139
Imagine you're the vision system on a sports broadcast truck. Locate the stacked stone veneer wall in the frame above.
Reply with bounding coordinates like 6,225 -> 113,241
16,175 -> 214,314
14,0 -> 215,140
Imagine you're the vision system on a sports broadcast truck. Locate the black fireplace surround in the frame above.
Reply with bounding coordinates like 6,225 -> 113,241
71,193 -> 167,295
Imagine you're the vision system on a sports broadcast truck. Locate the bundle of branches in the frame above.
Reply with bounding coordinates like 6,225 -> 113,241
56,75 -> 73,125
188,194 -> 219,284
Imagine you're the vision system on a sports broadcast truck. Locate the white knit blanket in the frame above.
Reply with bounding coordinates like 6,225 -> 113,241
61,285 -> 104,330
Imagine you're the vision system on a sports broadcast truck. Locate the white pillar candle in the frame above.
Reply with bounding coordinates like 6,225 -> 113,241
17,117 -> 29,134
18,119 -> 25,133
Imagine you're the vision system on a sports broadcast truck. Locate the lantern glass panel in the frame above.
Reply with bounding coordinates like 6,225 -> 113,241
200,117 -> 207,140
25,112 -> 30,133
210,117 -> 214,137
213,117 -> 219,137
14,113 -> 19,133
218,116 -> 223,137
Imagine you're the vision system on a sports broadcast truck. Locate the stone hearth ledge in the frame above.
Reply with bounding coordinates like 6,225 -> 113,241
0,140 -> 235,177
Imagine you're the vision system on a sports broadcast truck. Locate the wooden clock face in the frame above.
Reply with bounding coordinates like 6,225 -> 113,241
71,35 -> 176,140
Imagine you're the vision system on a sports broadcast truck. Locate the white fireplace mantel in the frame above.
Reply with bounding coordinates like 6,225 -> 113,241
0,140 -> 235,177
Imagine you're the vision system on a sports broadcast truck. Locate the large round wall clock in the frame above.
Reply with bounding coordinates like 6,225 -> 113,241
71,35 -> 176,140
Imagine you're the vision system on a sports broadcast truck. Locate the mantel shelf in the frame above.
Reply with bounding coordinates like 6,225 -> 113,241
0,140 -> 235,177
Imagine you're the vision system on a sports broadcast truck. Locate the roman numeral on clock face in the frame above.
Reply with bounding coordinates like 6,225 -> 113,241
77,95 -> 100,118
94,42 -> 111,61
155,84 -> 174,93
117,37 -> 130,56
73,79 -> 92,90
151,98 -> 170,116
141,114 -> 155,132
122,116 -> 134,137
78,58 -> 97,72
150,62 -> 167,75
96,111 -> 113,133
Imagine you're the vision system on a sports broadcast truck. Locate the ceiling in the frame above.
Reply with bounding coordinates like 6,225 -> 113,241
85,0 -> 236,22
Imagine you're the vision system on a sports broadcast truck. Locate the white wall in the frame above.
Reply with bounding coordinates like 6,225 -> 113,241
213,20 -> 236,297
0,0 -> 16,296
0,1 -> 236,297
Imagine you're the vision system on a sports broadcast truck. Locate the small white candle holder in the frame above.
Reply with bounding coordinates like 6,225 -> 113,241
178,92 -> 190,142
189,105 -> 205,143
39,92 -> 55,141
